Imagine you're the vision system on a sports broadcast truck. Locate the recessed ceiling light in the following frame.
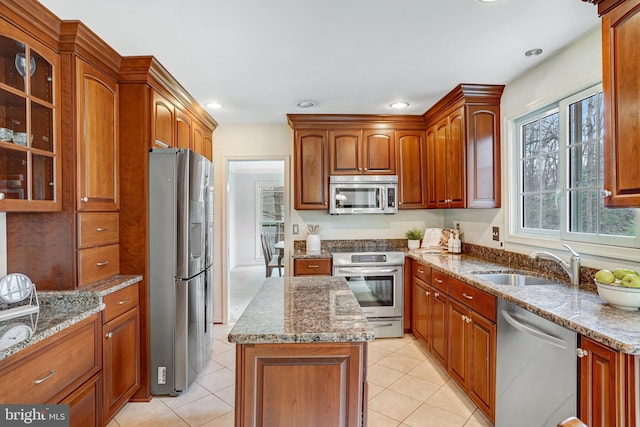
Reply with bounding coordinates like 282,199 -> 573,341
525,48 -> 543,57
389,102 -> 410,109
205,102 -> 223,109
297,100 -> 316,108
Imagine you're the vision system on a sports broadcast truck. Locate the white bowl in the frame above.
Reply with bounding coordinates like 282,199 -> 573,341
595,280 -> 640,311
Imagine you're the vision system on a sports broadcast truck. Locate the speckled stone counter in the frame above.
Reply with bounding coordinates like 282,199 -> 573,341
407,251 -> 640,355
291,248 -> 332,259
228,276 -> 374,344
0,275 -> 142,361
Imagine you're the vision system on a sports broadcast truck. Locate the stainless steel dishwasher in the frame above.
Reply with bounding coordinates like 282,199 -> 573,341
496,299 -> 577,427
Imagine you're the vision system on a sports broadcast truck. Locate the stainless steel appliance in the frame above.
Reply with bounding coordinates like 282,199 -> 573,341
148,148 -> 214,395
332,249 -> 404,337
496,299 -> 577,426
329,175 -> 398,215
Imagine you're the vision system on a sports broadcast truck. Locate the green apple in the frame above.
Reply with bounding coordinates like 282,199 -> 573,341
613,268 -> 637,280
621,273 -> 640,288
594,269 -> 616,284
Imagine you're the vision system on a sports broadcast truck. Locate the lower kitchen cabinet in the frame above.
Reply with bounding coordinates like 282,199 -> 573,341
578,335 -> 639,427
62,373 -> 103,427
102,284 -> 140,424
430,288 -> 448,366
235,342 -> 367,427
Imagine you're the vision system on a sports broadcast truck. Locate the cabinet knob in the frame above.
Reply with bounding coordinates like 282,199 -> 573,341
425,290 -> 430,296
106,332 -> 113,339
81,197 -> 89,202
0,193 -> 4,200
601,189 -> 612,198
363,168 -> 368,171
577,348 -> 589,358
434,292 -> 440,298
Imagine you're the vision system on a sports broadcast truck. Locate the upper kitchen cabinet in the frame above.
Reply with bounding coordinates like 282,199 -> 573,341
329,128 -> 395,175
423,84 -> 504,209
396,130 -> 428,208
0,15 -> 61,211
288,114 -> 426,210
152,90 -> 174,148
60,24 -> 120,212
596,0 -> 640,207
293,129 -> 329,209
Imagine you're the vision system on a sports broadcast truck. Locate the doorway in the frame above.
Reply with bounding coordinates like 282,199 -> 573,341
225,159 -> 287,323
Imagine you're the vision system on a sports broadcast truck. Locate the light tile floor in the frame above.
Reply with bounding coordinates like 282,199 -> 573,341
108,265 -> 493,427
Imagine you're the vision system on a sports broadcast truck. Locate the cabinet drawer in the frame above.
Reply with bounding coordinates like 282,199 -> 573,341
78,244 -> 120,287
103,283 -> 139,323
77,212 -> 119,249
294,258 -> 332,276
449,277 -> 496,322
0,315 -> 100,404
431,270 -> 449,293
412,262 -> 431,283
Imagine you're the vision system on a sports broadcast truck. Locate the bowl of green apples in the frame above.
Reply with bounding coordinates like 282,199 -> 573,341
594,268 -> 640,311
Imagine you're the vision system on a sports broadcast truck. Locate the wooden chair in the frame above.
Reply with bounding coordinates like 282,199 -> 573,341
557,417 -> 588,427
260,233 -> 281,277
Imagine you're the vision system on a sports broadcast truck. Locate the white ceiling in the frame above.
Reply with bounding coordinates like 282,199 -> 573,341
38,0 -> 600,124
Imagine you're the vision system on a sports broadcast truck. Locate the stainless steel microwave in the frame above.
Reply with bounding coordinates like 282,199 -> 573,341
329,175 -> 398,214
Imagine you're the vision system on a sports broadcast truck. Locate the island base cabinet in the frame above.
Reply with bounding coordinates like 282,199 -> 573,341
235,342 -> 367,427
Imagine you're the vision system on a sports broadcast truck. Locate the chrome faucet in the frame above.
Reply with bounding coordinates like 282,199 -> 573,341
529,244 -> 581,286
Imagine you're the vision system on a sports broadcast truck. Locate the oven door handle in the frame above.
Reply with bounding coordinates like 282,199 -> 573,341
335,268 -> 399,275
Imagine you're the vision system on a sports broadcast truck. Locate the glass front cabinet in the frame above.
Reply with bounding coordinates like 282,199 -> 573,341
0,28 -> 60,211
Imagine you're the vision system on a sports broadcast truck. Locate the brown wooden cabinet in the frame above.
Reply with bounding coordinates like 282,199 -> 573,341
102,284 -> 140,424
411,266 -> 431,344
152,90 -> 174,148
235,342 -> 367,427
293,129 -> 329,209
396,130 -> 427,208
0,15 -> 61,211
0,314 -> 102,427
175,107 -> 191,149
423,84 -> 504,209
578,335 -> 639,426
329,128 -> 395,175
293,258 -> 332,276
75,58 -> 119,212
599,0 -> 640,207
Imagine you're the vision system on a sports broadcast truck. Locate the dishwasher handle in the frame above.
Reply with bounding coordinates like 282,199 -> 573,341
500,309 -> 568,350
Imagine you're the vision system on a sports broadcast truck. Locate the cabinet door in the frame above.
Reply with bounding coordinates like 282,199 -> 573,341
434,117 -> 449,208
329,129 -> 362,175
61,373 -> 102,427
426,126 -> 438,208
362,129 -> 395,174
448,299 -> 468,386
430,290 -> 448,366
103,307 -> 140,422
397,130 -> 427,208
602,0 -> 640,207
468,311 -> 495,421
192,120 -> 204,156
151,91 -> 174,148
294,129 -> 328,209
466,105 -> 500,208
76,60 -> 119,211
204,133 -> 213,162
175,108 -> 191,150
412,279 -> 430,344
447,108 -> 466,208
579,336 -> 619,427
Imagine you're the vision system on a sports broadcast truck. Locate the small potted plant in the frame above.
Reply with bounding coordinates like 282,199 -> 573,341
405,227 -> 423,250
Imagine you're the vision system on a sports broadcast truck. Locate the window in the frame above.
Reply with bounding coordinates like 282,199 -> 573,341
515,85 -> 638,247
256,182 -> 284,257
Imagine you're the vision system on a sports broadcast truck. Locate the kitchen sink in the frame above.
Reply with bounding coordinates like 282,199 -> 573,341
472,272 -> 561,286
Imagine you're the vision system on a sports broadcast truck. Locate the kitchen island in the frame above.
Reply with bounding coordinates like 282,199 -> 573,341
228,276 -> 374,427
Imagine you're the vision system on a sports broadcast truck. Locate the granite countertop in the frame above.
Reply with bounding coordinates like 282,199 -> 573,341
0,275 -> 142,361
292,248 -> 332,259
408,251 -> 640,355
228,276 -> 374,344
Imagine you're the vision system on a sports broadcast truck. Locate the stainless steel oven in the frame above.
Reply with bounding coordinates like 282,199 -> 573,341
332,250 -> 405,338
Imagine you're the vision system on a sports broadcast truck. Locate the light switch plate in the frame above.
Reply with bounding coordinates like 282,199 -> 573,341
293,224 -> 299,234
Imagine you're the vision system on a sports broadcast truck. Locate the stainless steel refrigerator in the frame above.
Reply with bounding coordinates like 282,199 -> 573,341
148,148 -> 214,395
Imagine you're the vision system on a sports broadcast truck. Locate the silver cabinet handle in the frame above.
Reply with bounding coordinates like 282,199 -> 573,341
462,293 -> 474,300
81,197 -> 89,202
96,227 -> 109,232
577,348 -> 589,358
307,265 -> 319,268
118,298 -> 130,305
425,290 -> 430,296
33,370 -> 56,384
106,332 -> 113,339
434,292 -> 440,298
434,278 -> 443,283
417,269 -> 425,274
96,261 -> 110,266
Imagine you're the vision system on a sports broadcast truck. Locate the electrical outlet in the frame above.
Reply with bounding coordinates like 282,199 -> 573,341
454,222 -> 461,231
492,226 -> 500,241
292,224 -> 299,235
157,366 -> 166,384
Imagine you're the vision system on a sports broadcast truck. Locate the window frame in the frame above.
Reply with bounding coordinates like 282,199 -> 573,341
511,83 -> 639,250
